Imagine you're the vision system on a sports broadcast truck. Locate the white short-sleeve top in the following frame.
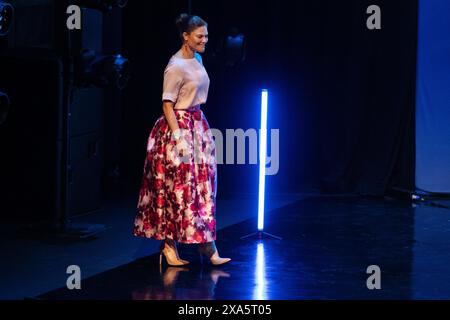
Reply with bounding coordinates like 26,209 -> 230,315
162,52 -> 210,110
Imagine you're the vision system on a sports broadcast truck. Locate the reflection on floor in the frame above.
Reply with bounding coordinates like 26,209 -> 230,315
35,195 -> 450,300
0,192 -> 300,300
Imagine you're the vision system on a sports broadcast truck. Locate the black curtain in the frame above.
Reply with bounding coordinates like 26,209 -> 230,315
121,0 -> 417,197
317,0 -> 417,195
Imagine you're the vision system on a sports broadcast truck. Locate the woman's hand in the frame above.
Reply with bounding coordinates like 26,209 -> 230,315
173,129 -> 190,161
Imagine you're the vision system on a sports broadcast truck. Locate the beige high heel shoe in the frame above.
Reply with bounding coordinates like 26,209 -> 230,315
171,241 -> 189,265
159,241 -> 190,267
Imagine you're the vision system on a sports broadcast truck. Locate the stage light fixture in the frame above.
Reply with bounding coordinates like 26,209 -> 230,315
75,49 -> 130,89
224,27 -> 246,67
240,89 -> 281,240
0,1 -> 14,37
258,89 -> 268,231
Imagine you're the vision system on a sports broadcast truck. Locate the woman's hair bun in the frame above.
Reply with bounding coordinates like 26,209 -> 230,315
175,13 -> 190,32
174,13 -> 207,41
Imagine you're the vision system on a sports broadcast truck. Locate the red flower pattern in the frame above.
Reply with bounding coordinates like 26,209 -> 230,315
133,109 -> 217,243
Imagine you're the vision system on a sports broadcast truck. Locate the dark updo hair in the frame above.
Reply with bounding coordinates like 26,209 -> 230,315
175,13 -> 208,41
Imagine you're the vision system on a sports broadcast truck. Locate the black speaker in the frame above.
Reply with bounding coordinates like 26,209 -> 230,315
67,87 -> 104,217
7,1 -> 55,50
0,53 -> 105,222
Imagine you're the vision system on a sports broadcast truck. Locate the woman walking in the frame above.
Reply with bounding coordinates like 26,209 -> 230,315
133,13 -> 231,267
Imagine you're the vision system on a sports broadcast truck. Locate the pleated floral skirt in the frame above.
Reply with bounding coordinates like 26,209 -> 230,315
133,106 -> 217,244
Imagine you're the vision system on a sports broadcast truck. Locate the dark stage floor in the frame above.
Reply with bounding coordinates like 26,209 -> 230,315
34,195 -> 450,300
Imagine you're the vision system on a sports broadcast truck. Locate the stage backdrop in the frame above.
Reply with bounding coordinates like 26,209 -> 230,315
121,0 -> 418,196
415,0 -> 450,194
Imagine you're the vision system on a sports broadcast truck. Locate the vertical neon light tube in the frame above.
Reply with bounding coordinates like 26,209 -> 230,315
258,89 -> 268,231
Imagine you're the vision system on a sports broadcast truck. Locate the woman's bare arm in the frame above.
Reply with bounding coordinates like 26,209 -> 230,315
162,100 -> 180,135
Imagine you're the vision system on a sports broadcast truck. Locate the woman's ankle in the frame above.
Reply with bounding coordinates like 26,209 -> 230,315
199,241 -> 217,258
165,239 -> 176,247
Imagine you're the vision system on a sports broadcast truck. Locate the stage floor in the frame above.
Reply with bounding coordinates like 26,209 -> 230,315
30,195 -> 450,300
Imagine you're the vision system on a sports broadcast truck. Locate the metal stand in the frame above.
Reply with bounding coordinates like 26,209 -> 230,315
241,230 -> 282,240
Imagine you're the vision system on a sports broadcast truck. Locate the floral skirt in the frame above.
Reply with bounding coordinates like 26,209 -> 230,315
133,106 -> 217,244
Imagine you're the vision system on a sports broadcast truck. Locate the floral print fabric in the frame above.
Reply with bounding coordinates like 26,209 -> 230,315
133,107 -> 217,243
